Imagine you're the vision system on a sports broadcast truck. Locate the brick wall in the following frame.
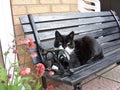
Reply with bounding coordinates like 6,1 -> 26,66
11,0 -> 78,67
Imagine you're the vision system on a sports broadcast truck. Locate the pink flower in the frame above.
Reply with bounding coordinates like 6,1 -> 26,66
20,68 -> 31,76
20,38 -> 35,49
46,85 -> 54,90
30,52 -> 38,58
7,74 -> 12,79
20,38 -> 30,45
48,71 -> 55,76
35,63 -> 45,76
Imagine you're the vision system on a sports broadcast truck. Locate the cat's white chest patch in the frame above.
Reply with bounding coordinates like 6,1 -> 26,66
65,47 -> 74,54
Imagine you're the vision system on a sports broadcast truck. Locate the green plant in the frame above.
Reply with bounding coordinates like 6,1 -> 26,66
0,38 -> 54,90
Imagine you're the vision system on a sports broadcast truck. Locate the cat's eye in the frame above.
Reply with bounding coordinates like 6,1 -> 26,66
59,42 -> 62,45
67,42 -> 71,45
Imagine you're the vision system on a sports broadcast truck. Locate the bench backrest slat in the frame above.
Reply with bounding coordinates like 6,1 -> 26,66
24,21 -> 118,41
20,11 -> 112,24
22,16 -> 115,33
20,11 -> 120,52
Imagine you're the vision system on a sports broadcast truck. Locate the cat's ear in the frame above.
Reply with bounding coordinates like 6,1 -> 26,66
68,31 -> 74,39
55,31 -> 61,37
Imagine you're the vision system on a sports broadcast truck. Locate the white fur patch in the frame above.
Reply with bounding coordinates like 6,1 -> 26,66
55,45 -> 64,50
55,46 -> 74,55
58,45 -> 64,49
65,47 -> 74,54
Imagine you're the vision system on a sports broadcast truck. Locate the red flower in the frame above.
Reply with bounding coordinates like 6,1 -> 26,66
35,63 -> 45,76
30,52 -> 38,58
46,85 -> 54,90
20,38 -> 35,49
28,38 -> 35,49
20,68 -> 31,76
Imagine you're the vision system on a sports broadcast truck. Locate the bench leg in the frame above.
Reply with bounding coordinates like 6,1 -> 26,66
74,83 -> 82,90
42,76 -> 47,89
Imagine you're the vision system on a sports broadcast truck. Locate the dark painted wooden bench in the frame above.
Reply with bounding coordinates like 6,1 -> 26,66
19,10 -> 120,90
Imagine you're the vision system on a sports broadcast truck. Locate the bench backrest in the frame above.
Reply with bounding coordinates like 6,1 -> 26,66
20,10 -> 120,64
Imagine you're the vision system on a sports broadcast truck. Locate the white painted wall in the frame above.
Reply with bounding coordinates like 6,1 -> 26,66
0,0 -> 16,69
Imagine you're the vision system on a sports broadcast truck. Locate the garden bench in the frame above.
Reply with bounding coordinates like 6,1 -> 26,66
19,10 -> 120,90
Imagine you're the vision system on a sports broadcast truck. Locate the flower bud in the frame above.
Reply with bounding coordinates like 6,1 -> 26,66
7,74 -> 12,79
49,71 -> 55,76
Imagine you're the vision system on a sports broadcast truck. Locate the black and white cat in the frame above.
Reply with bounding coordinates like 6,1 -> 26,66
54,31 -> 104,67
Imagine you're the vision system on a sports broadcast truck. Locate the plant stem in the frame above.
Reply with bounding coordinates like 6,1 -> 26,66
11,53 -> 17,85
6,78 -> 8,90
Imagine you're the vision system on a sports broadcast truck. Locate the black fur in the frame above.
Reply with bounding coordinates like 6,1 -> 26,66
54,31 -> 104,67
74,35 -> 104,65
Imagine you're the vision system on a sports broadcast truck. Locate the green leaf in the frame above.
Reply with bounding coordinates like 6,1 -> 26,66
4,51 -> 9,57
23,83 -> 32,90
1,70 -> 7,81
0,84 -> 6,90
35,81 -> 41,90
0,63 -> 3,69
14,66 -> 20,73
14,76 -> 20,86
0,66 -> 7,82
8,85 -> 22,90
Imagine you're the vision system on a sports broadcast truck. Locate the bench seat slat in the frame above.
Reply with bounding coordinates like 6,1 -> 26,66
102,39 -> 120,49
70,51 -> 120,85
50,50 -> 120,85
103,44 -> 120,54
97,33 -> 120,44
20,11 -> 112,24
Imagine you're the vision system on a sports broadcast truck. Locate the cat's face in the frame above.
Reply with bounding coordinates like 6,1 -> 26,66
54,31 -> 75,54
